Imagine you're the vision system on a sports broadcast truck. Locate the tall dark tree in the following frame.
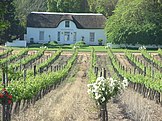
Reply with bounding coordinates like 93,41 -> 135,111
0,0 -> 20,44
14,0 -> 47,27
47,0 -> 89,12
0,1 -> 10,44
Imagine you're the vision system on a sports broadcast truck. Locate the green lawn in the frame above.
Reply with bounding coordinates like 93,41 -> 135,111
4,43 -> 158,52
26,44 -> 140,52
27,44 -> 109,52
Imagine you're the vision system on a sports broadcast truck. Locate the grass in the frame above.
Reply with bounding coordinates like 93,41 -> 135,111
2,43 -> 159,52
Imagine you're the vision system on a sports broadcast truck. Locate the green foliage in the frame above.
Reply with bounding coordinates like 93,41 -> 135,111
14,0 -> 47,27
141,49 -> 162,68
10,48 -> 46,71
88,0 -> 118,17
98,39 -> 103,43
49,41 -> 58,45
158,48 -> 162,57
6,50 -> 78,101
74,41 -> 86,47
107,48 -> 162,93
0,49 -> 28,65
37,49 -> 62,71
47,0 -> 89,12
105,0 -> 162,45
0,49 -> 13,58
88,48 -> 97,83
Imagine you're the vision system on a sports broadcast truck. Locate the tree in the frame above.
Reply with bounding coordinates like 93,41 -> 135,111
14,0 -> 47,28
0,1 -> 9,31
105,0 -> 162,45
47,0 -> 57,12
0,0 -> 20,44
47,0 -> 89,12
88,0 -> 119,17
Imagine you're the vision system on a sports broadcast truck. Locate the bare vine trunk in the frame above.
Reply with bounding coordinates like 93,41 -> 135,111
100,102 -> 108,121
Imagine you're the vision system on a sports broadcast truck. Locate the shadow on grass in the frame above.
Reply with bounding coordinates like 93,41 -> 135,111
28,43 -> 73,49
27,43 -> 109,51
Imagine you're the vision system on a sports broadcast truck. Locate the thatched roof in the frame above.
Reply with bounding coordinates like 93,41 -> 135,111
27,12 -> 107,29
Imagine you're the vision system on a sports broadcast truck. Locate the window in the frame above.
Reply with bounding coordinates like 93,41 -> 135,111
90,32 -> 95,42
73,32 -> 76,41
65,21 -> 70,27
57,32 -> 60,41
39,31 -> 44,40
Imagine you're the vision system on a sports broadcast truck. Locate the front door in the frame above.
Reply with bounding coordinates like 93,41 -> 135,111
64,32 -> 70,43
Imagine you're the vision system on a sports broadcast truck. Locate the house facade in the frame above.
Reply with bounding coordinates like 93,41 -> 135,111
27,12 -> 107,45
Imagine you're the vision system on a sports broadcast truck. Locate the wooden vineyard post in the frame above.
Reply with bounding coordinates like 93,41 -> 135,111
24,69 -> 26,81
94,67 -> 98,77
125,67 -> 128,74
57,65 -> 59,71
54,66 -> 56,72
160,92 -> 162,106
100,69 -> 102,77
39,68 -> 43,74
46,66 -> 48,72
1,65 -> 11,121
134,68 -> 136,74
34,65 -> 36,76
19,59 -> 22,71
51,66 -> 53,72
129,68 -> 131,74
2,66 -> 5,88
103,68 -> 106,78
30,61 -> 32,69
5,64 -> 8,87
144,67 -> 146,76
152,67 -> 154,81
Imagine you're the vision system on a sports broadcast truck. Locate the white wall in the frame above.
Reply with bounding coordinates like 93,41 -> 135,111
5,40 -> 27,47
27,20 -> 106,45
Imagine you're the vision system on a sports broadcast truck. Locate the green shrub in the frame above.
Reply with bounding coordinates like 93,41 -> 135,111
49,41 -> 58,45
74,41 -> 86,47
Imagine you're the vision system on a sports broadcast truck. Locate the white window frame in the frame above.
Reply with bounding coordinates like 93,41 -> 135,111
90,32 -> 95,42
39,31 -> 44,41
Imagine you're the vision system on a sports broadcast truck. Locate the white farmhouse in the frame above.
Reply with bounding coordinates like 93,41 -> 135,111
27,12 -> 107,45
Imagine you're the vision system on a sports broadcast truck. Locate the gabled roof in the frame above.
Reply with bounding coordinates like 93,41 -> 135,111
27,12 -> 107,29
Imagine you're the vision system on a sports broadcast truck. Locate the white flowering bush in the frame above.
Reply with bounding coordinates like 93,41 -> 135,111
139,46 -> 146,50
40,46 -> 48,49
87,77 -> 128,105
73,45 -> 80,49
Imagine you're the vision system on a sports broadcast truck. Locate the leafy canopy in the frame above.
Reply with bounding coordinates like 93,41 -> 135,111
105,0 -> 162,45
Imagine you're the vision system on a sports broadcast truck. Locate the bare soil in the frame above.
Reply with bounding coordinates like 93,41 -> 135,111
115,53 -> 134,69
